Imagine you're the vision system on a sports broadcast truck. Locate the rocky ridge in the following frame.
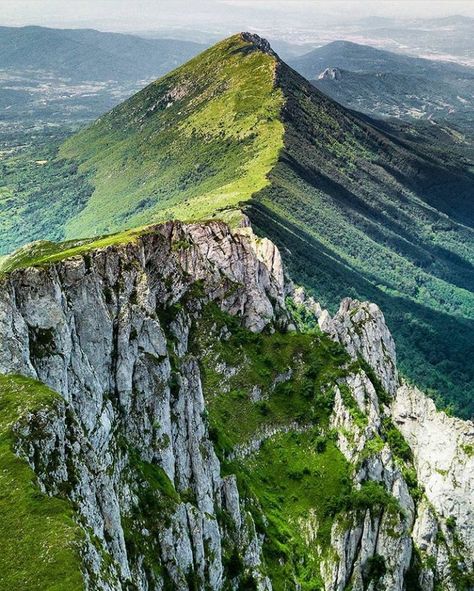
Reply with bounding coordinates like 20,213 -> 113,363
0,220 -> 473,590
320,299 -> 474,591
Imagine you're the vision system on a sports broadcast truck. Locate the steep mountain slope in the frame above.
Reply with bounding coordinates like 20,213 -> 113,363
246,56 -> 474,416
0,220 -> 473,590
0,26 -> 206,82
57,34 -> 284,238
1,32 -> 473,416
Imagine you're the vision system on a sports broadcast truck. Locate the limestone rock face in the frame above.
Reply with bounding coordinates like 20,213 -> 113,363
393,384 -> 474,588
319,295 -> 474,591
240,32 -> 278,57
319,297 -> 398,395
318,67 -> 343,81
0,220 -> 285,590
324,372 -> 414,591
1,221 -> 473,590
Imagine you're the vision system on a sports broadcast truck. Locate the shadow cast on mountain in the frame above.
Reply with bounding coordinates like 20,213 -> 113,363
246,200 -> 474,418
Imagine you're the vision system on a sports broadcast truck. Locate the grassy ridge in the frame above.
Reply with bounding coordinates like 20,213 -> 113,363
0,375 -> 84,591
0,225 -> 156,274
58,34 -> 284,238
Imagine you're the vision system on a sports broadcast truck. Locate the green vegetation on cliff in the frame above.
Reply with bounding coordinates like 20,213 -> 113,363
0,295 -> 405,590
0,224 -> 155,274
191,303 -> 400,588
0,375 -> 84,591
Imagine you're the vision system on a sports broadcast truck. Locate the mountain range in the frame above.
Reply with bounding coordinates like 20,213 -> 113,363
0,26 -> 208,127
318,15 -> 474,66
0,31 -> 474,591
2,26 -> 472,138
290,41 -> 474,132
313,67 -> 473,131
2,33 -> 473,416
0,26 -> 206,82
290,40 -> 473,81
361,15 -> 474,64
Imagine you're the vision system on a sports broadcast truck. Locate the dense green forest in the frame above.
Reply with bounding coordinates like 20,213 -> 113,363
247,63 -> 474,416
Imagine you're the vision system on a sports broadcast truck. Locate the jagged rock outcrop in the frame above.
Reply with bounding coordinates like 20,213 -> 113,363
0,220 -> 284,590
1,221 -> 473,590
317,299 -> 412,591
240,32 -> 278,58
318,67 -> 343,81
319,297 -> 474,591
394,385 -> 474,590
319,297 -> 398,396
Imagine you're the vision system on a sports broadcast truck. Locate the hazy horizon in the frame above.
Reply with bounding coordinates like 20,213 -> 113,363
1,1 -> 473,35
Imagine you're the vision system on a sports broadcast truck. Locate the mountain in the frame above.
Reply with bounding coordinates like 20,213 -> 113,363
0,26 -> 206,82
289,40 -> 474,81
312,66 -> 474,132
1,32 -> 473,420
0,26 -> 207,129
290,42 -> 474,133
0,218 -> 473,590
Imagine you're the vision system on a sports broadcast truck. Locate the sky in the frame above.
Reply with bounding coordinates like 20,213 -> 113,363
1,0 -> 473,33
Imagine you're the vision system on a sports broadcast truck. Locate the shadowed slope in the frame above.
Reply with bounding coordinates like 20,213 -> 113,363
246,60 -> 474,415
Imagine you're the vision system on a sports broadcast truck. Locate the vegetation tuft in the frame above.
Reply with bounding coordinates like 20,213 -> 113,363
0,374 -> 84,591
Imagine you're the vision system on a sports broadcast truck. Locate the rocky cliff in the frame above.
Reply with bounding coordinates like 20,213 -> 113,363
0,220 -> 472,590
319,299 -> 474,591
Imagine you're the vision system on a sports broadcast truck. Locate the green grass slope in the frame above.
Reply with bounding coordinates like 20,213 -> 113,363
192,304 -> 403,589
0,34 -> 283,254
58,33 -> 284,238
0,374 -> 84,591
1,33 -> 473,415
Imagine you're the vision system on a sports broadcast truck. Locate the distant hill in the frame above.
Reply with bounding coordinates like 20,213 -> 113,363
290,40 -> 474,81
1,33 -> 474,417
291,41 -> 474,132
312,66 -> 474,131
0,26 -> 206,82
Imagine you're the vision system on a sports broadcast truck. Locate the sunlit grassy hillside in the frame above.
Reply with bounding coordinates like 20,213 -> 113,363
58,34 -> 284,238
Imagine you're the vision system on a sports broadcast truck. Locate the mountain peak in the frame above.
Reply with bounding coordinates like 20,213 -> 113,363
239,32 -> 278,57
